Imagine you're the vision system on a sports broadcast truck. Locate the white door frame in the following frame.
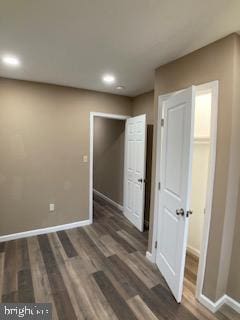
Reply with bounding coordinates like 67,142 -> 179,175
149,81 -> 219,302
89,112 -> 130,223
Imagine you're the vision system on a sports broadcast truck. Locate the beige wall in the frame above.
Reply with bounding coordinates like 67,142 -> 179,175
0,78 -> 132,236
226,35 -> 240,301
132,91 -> 154,226
93,117 -> 125,205
132,91 -> 154,124
149,34 -> 239,302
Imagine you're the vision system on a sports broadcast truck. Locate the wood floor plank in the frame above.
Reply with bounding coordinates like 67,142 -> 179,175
107,257 -> 138,297
17,238 -> 30,271
18,269 -> 35,303
2,240 -> 18,302
28,236 -> 59,320
100,234 -> 127,257
125,252 -> 163,289
56,230 -> 78,258
93,270 -> 138,320
111,214 -> 148,244
0,252 -> 4,302
48,233 -> 86,320
129,251 -> 169,289
16,238 -> 35,303
99,221 -> 137,253
38,234 -> 77,320
185,252 -> 199,285
68,257 -> 119,320
128,295 -> 159,320
219,306 -> 240,320
0,242 -> 5,253
84,225 -> 113,257
76,228 -> 106,270
66,229 -> 98,274
117,229 -> 146,252
107,254 -> 196,320
152,283 -> 198,320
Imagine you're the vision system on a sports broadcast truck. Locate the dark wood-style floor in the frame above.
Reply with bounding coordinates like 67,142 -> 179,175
0,195 -> 238,320
185,251 -> 199,286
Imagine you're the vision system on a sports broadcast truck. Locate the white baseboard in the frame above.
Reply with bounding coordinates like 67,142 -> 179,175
146,251 -> 155,263
93,189 -> 123,211
225,295 -> 240,313
199,294 -> 240,313
187,245 -> 200,257
199,294 -> 225,313
0,219 -> 91,243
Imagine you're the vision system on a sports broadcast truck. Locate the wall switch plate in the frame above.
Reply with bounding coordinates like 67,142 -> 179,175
83,155 -> 88,163
49,203 -> 55,212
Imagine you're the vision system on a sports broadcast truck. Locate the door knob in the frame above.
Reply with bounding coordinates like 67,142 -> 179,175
138,178 -> 143,183
186,210 -> 193,218
176,208 -> 184,216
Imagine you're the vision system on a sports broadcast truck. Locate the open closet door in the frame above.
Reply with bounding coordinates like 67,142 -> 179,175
124,114 -> 146,232
156,87 -> 195,302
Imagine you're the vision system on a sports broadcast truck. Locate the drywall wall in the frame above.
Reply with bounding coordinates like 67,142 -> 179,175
93,117 -> 125,206
0,78 -> 132,236
149,34 -> 239,302
188,142 -> 210,256
132,91 -> 154,227
226,34 -> 240,302
132,91 -> 154,125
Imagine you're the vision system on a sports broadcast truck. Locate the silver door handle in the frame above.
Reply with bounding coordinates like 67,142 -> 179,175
176,208 -> 184,216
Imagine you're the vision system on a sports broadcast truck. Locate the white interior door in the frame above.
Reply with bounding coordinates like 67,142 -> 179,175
124,114 -> 146,231
156,87 -> 195,302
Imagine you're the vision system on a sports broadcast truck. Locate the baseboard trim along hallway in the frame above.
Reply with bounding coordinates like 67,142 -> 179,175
0,219 -> 91,243
93,189 -> 123,211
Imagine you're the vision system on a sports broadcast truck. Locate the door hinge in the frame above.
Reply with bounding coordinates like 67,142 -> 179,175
158,182 -> 161,190
161,118 -> 164,127
155,241 -> 158,249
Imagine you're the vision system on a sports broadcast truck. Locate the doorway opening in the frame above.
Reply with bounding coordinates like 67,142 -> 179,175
89,113 -> 129,223
151,81 -> 218,306
89,112 -> 149,232
93,115 -> 126,220
184,87 -> 213,300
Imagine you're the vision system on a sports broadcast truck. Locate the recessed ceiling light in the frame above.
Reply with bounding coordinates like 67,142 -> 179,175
2,55 -> 20,67
102,74 -> 115,84
116,86 -> 125,90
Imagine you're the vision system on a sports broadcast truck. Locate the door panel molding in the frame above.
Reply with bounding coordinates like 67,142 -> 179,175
156,87 -> 195,302
123,114 -> 147,231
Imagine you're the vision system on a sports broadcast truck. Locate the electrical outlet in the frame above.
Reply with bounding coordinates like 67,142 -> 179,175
83,155 -> 88,163
49,203 -> 55,212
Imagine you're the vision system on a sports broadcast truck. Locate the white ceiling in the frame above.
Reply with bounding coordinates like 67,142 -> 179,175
0,0 -> 240,97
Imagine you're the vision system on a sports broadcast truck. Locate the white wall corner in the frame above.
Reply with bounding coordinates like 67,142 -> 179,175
199,294 -> 240,314
199,294 -> 226,313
